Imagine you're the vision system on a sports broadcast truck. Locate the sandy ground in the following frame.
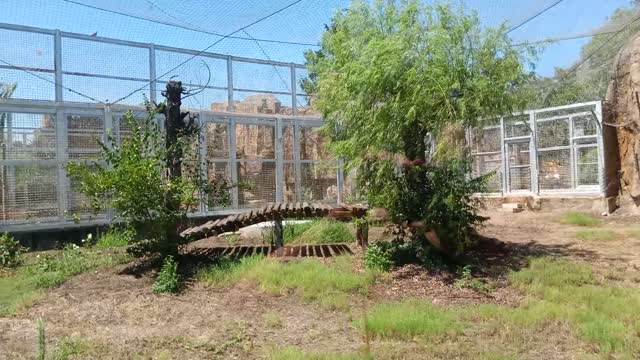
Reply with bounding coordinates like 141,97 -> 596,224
1,208 -> 639,359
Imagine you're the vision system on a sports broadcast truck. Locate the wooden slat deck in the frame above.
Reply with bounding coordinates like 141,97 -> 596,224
188,244 -> 353,259
181,201 -> 367,241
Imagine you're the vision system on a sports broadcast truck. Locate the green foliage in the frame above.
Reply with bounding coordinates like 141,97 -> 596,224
66,103 -> 232,257
559,212 -> 601,227
0,232 -> 25,268
304,1 -> 529,254
454,265 -> 492,293
153,255 -> 180,293
263,311 -> 283,329
363,299 -> 461,339
198,256 -> 374,309
95,227 -> 134,249
364,242 -> 393,271
37,318 -> 45,360
576,229 -> 617,242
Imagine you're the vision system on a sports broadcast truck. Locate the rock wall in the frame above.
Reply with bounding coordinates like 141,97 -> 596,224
606,33 -> 640,206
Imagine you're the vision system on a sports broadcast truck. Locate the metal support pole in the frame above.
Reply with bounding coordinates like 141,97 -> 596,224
104,105 -> 114,222
229,118 -> 238,208
500,117 -> 507,194
336,159 -> 344,204
56,109 -> 68,219
54,30 -> 63,102
569,114 -> 576,189
5,113 -> 14,206
275,117 -> 284,202
529,111 -> 539,194
198,111 -> 208,214
290,64 -> 297,116
595,101 -> 605,195
293,122 -> 302,202
149,44 -> 157,104
227,56 -> 234,111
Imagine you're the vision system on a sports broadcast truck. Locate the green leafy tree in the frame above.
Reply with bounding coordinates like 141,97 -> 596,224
66,102 -> 231,257
304,1 -> 535,255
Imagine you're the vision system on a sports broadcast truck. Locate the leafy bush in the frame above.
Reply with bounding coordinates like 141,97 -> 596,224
454,265 -> 492,294
0,232 -> 25,268
364,243 -> 393,271
66,102 -> 232,257
153,255 -> 180,293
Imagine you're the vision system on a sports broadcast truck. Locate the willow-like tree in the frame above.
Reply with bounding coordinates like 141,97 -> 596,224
304,1 -> 536,255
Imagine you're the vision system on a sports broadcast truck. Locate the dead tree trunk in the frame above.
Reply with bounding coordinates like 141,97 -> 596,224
162,80 -> 196,253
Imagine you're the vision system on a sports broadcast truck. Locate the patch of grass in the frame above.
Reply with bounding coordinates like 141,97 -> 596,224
477,258 -> 640,356
95,228 -> 133,249
280,219 -> 354,244
364,299 -> 461,339
198,256 -> 374,309
559,212 -> 601,227
575,229 -> 617,242
268,347 -> 370,360
263,311 -> 283,329
624,225 -> 640,240
0,245 -> 130,316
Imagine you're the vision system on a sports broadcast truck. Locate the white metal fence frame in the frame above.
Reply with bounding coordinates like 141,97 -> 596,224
0,99 -> 338,232
469,101 -> 604,196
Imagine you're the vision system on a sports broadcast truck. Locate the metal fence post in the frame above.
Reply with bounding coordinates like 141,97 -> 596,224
529,110 -> 539,194
291,64 -> 297,116
500,116 -> 507,194
275,117 -> 284,202
198,111 -> 208,214
227,56 -> 234,111
149,44 -> 157,104
229,118 -> 238,208
336,159 -> 344,204
54,30 -> 63,102
104,105 -> 115,222
293,122 -> 302,202
595,101 -> 605,195
55,109 -> 68,219
569,112 -> 576,190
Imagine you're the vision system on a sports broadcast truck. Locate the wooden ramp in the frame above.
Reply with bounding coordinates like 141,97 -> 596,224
188,244 -> 354,259
181,202 -> 367,242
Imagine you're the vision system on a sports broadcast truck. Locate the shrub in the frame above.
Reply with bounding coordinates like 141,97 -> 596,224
559,212 -> 600,227
66,102 -> 232,258
454,265 -> 492,293
0,232 -> 25,268
153,255 -> 180,293
364,243 -> 393,271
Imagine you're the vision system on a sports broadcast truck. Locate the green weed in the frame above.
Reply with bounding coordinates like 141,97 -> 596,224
576,229 -> 617,242
95,228 -> 133,249
153,255 -> 180,293
273,219 -> 354,245
559,212 -> 600,227
264,311 -> 283,329
364,242 -> 393,271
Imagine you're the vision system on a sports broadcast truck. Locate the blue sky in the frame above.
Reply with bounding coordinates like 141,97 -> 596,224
0,0 -> 634,107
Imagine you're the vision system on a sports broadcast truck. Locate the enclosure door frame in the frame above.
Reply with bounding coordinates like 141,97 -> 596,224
504,137 -> 534,194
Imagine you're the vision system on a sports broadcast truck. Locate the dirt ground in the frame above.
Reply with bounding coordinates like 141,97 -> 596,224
1,208 -> 640,359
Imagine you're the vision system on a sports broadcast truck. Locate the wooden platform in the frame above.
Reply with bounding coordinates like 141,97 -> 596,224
181,201 -> 367,241
188,243 -> 354,259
